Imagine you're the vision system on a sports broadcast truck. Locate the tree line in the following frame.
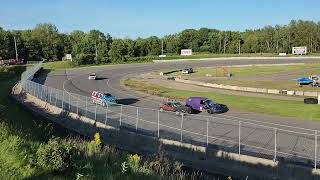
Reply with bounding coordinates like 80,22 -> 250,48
0,20 -> 319,65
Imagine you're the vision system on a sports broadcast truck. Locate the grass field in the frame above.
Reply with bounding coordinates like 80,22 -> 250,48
160,63 -> 320,91
124,79 -> 320,121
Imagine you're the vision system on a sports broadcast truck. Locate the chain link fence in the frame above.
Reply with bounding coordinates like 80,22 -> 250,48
20,62 -> 320,169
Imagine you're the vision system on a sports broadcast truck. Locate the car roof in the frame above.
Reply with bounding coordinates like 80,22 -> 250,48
187,97 -> 208,101
89,73 -> 96,75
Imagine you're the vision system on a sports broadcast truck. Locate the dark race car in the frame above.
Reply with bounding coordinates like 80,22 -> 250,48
159,101 -> 186,115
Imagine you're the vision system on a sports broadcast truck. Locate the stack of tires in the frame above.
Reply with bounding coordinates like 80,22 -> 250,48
304,98 -> 318,104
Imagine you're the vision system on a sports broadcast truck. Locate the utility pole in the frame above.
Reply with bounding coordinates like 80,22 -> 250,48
95,40 -> 98,60
14,36 -> 18,61
161,39 -> 164,55
238,40 -> 241,55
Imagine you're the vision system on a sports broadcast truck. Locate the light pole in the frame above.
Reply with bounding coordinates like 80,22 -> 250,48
238,40 -> 241,55
14,36 -> 18,61
161,39 -> 164,55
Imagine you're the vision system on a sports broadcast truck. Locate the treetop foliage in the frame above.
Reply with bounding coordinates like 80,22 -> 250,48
1,20 -> 319,65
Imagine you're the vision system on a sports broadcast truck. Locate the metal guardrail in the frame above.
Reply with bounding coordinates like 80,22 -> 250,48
20,62 -> 320,169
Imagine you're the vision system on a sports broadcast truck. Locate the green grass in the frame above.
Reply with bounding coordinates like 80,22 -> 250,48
42,61 -> 76,70
158,63 -> 320,91
124,79 -> 320,121
164,63 -> 317,77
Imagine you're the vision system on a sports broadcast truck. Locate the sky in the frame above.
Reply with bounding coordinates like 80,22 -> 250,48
1,0 -> 320,38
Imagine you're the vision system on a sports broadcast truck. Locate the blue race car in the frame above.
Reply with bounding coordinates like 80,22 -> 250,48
296,77 -> 313,86
91,91 -> 117,106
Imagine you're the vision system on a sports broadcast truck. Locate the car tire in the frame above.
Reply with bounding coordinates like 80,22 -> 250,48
304,98 -> 318,104
207,109 -> 213,114
186,107 -> 192,114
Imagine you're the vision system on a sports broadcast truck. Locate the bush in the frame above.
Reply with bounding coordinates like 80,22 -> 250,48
86,132 -> 102,156
36,137 -> 77,172
0,65 -> 26,80
73,53 -> 95,65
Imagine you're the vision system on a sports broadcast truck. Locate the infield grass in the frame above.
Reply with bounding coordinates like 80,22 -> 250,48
159,63 -> 320,91
124,79 -> 320,121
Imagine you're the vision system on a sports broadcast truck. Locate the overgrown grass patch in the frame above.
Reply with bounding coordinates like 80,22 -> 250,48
124,79 -> 320,121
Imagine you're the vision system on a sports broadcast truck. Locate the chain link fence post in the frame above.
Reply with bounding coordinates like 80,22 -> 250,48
274,128 -> 277,163
55,91 -> 57,107
39,84 -> 43,100
33,82 -> 35,96
180,113 -> 184,142
119,105 -> 122,127
94,103 -> 97,121
62,91 -> 65,111
36,83 -> 39,98
76,96 -> 79,115
206,118 -> 209,147
157,110 -> 160,138
85,96 -> 88,118
68,93 -> 71,110
136,107 -> 139,132
49,87 -> 52,103
239,121 -> 241,155
315,130 -> 318,170
105,104 -> 108,125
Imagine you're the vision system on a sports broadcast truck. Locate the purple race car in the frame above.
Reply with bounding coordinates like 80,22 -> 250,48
185,97 -> 228,114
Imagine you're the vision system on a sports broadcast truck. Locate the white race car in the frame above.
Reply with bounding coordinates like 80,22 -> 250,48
88,73 -> 97,80
182,67 -> 193,74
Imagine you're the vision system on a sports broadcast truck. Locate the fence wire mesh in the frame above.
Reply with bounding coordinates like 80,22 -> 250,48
20,62 -> 320,169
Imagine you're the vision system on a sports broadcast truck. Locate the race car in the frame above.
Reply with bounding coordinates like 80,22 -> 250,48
91,91 -> 117,106
185,97 -> 227,114
296,77 -> 313,86
182,67 -> 193,74
88,73 -> 97,80
159,101 -> 186,115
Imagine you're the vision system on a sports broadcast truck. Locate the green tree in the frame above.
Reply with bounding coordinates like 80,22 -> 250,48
108,39 -> 128,62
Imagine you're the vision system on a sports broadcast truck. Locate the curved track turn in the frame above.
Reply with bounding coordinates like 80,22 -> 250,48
38,58 -> 320,164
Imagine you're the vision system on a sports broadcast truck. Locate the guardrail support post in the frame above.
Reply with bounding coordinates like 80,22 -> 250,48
158,110 -> 160,138
119,105 -> 122,127
274,128 -> 277,163
315,130 -> 318,170
136,107 -> 139,132
180,114 -> 184,142
239,121 -> 241,155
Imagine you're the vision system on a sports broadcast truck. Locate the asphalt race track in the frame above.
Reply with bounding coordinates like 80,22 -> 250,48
36,58 -> 320,165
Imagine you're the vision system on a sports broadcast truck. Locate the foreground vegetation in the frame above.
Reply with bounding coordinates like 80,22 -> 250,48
0,67 -> 221,179
1,20 -> 320,66
124,79 -> 320,121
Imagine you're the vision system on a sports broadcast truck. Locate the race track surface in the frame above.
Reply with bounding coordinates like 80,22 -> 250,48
36,58 -> 320,164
